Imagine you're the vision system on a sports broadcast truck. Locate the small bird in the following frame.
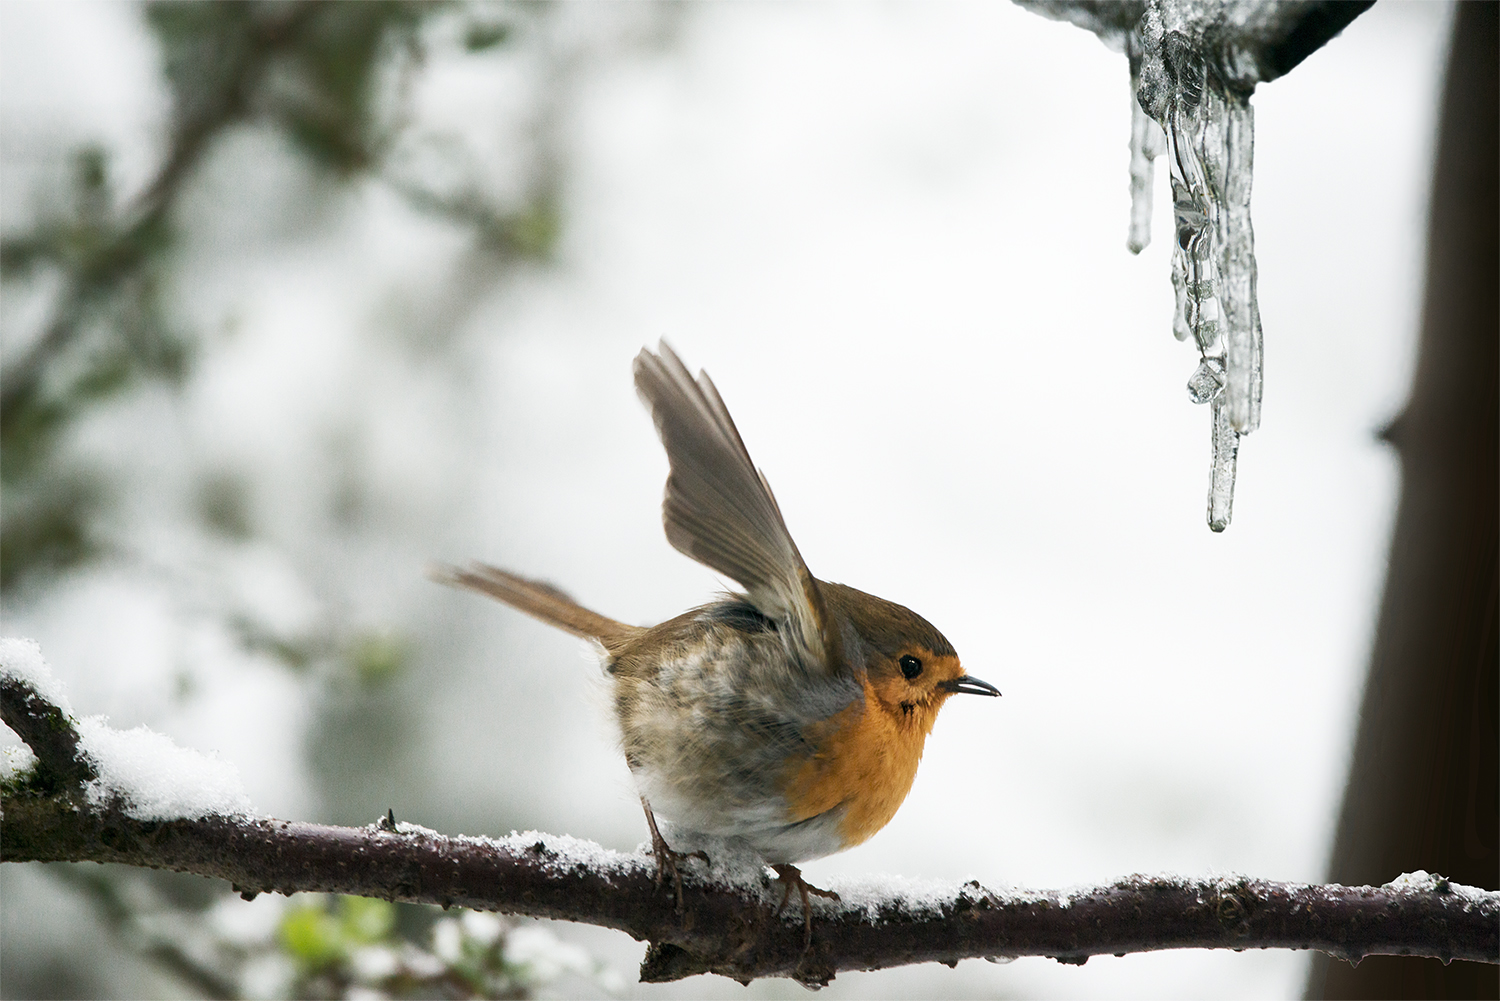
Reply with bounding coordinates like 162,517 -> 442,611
436,343 -> 999,935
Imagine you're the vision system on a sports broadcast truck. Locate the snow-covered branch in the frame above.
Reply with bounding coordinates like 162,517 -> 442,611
4,651 -> 1496,987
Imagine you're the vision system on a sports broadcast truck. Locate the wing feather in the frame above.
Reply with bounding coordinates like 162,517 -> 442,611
633,343 -> 837,669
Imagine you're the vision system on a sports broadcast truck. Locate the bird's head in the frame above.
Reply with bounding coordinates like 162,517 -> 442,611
820,582 -> 999,734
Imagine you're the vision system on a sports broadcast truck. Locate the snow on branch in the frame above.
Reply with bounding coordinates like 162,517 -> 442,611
0,638 -> 250,819
3,643 -> 1496,987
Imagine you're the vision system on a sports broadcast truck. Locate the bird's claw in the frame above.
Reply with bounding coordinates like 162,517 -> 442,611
641,798 -> 708,914
651,840 -> 709,914
771,863 -> 840,950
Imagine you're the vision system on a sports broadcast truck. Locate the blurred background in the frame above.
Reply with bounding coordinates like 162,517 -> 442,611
0,1 -> 1457,998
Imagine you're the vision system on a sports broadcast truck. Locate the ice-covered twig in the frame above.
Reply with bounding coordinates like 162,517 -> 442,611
1017,1 -> 1373,530
4,650 -> 1496,986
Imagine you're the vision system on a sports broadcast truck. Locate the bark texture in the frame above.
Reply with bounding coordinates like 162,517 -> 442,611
3,792 -> 1497,987
2,670 -> 1496,987
1309,4 -> 1500,999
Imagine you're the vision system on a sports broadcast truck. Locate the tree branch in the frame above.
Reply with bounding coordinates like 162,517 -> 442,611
4,674 -> 1496,987
1312,6 -> 1499,995
1016,1 -> 1374,90
2,676 -> 95,792
0,2 -> 323,432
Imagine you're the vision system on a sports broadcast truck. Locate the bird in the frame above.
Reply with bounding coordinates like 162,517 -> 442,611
434,342 -> 999,939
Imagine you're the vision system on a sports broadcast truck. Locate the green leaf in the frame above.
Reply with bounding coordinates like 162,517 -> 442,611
278,900 -> 345,970
464,21 -> 510,51
338,895 -> 395,944
347,631 -> 408,686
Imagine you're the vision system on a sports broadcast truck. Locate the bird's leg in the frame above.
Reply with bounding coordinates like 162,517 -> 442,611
640,797 -> 708,914
771,863 -> 840,950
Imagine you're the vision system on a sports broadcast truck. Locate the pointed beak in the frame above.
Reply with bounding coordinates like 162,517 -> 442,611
939,675 -> 1001,697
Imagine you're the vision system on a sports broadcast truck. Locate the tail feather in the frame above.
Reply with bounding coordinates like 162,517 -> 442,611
431,563 -> 642,653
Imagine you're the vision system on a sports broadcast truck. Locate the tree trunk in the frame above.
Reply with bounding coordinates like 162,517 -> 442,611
1308,3 -> 1499,998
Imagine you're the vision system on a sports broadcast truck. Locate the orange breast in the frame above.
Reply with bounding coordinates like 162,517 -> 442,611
780,679 -> 928,850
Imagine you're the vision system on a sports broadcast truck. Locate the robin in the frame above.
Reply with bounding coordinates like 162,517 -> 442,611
436,343 -> 999,938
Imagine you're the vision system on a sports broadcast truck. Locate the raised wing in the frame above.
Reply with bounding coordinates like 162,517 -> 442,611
633,342 -> 839,671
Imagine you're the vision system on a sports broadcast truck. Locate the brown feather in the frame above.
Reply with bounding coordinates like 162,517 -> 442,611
632,342 -> 841,671
429,563 -> 643,655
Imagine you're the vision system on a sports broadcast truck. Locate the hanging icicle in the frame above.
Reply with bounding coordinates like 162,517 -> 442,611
1018,0 -> 1372,531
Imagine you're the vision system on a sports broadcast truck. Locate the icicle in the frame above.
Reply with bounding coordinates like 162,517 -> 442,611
1207,397 -> 1239,532
1019,0 -> 1359,531
1218,97 -> 1262,435
1186,355 -> 1225,405
1127,83 -> 1166,254
1136,20 -> 1264,531
1161,50 -> 1223,358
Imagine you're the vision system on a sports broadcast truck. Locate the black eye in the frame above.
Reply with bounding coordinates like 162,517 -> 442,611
899,655 -> 923,680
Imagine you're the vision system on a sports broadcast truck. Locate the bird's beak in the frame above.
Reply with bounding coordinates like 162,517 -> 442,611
939,675 -> 1001,697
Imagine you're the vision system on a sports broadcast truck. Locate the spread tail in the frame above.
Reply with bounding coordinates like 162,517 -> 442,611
431,563 -> 643,653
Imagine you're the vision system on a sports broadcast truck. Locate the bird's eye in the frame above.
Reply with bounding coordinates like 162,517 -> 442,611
899,655 -> 923,680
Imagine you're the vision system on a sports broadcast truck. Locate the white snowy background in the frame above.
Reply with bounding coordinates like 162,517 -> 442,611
0,2 -> 1453,998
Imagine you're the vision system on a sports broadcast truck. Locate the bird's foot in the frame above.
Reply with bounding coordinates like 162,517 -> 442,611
771,863 -> 840,950
641,798 -> 708,914
653,838 -> 711,915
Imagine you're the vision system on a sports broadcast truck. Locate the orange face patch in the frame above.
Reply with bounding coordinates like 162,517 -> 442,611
779,657 -> 960,850
866,651 -> 966,721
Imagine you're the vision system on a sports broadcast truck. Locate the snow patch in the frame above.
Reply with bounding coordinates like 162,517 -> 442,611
504,924 -> 596,980
460,910 -> 505,946
210,891 -> 288,946
431,917 -> 463,963
496,829 -> 654,882
826,872 -> 970,920
1386,870 -> 1442,891
2,743 -> 39,782
1,637 -> 254,820
644,828 -> 779,896
0,636 -> 75,715
77,715 -> 254,820
1385,871 -> 1497,910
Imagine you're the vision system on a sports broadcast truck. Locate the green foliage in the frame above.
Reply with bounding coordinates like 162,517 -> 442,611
197,472 -> 255,540
0,147 -> 182,451
0,748 -> 43,798
3,3 -> 429,596
259,894 -> 612,999
0,145 -> 174,593
347,631 -> 409,687
0,0 -> 566,597
280,896 -> 396,974
504,194 -> 561,261
465,20 -> 512,52
144,1 -> 428,171
0,474 -> 105,593
1,148 -> 185,594
1,2 -> 673,995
